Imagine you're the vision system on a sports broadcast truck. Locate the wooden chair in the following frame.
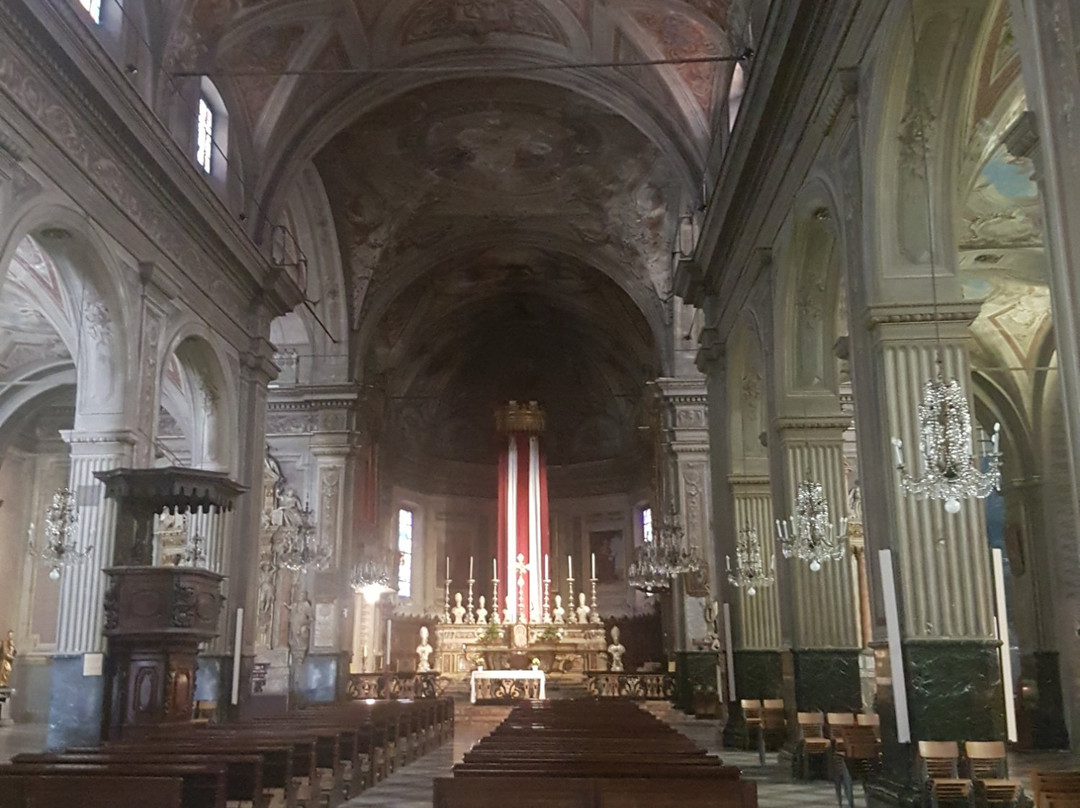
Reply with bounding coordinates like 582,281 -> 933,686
918,741 -> 973,808
761,699 -> 786,753
831,725 -> 881,808
856,713 -> 880,741
963,741 -> 1021,808
795,712 -> 831,779
1031,771 -> 1080,808
739,699 -> 763,760
827,713 -> 858,757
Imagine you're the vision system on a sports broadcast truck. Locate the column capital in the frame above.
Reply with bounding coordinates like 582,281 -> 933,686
864,301 -> 981,333
774,416 -> 853,436
59,429 -> 139,454
240,340 -> 279,386
695,326 -> 725,375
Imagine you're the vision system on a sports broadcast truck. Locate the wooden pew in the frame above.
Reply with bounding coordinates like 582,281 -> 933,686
0,761 -> 228,808
0,774 -> 184,808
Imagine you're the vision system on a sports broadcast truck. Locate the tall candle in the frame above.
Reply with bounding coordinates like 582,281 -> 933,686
591,552 -> 596,580
567,555 -> 573,579
544,554 -> 549,580
385,619 -> 392,667
469,556 -> 474,579
493,558 -> 497,579
446,556 -> 450,581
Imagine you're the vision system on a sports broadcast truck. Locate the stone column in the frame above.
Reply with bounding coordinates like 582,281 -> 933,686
655,377 -> 712,651
775,417 -> 862,712
856,306 -> 1002,802
229,344 -> 277,718
47,429 -> 137,749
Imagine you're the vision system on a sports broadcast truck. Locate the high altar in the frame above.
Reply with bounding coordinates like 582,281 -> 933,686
434,402 -> 607,680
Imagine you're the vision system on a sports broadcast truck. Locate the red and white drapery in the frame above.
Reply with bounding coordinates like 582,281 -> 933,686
496,433 -> 550,623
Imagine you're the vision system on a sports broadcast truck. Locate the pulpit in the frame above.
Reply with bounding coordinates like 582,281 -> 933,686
94,467 -> 244,739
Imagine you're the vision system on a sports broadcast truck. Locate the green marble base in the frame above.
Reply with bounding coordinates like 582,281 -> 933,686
723,650 -> 783,748
866,639 -> 1004,808
792,648 -> 861,712
672,651 -> 719,713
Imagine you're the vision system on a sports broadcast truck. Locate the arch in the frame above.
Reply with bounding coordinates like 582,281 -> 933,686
157,322 -> 238,474
0,202 -> 132,429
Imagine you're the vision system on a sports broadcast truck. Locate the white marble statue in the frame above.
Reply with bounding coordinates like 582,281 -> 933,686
575,592 -> 591,624
503,595 -> 513,625
552,594 -> 565,624
416,625 -> 433,673
607,625 -> 626,672
475,595 -> 488,625
451,592 -> 466,624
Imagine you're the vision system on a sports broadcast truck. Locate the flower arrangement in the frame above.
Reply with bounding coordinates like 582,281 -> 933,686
530,657 -> 541,670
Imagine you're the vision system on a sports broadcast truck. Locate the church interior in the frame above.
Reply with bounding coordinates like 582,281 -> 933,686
0,0 -> 1079,805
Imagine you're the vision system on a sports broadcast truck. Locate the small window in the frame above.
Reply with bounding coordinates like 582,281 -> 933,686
642,507 -> 653,543
397,508 -> 414,598
196,98 -> 214,174
79,0 -> 102,23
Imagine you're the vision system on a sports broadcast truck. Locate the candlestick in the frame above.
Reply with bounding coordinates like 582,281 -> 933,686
491,572 -> 501,625
566,575 -> 576,624
590,576 -> 601,623
444,576 -> 452,623
466,577 -> 476,624
542,570 -> 551,624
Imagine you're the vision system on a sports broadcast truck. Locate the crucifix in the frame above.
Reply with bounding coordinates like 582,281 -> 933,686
515,553 -> 530,624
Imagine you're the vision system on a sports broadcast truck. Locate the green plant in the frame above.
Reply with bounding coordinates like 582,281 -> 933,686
538,624 -> 561,643
479,623 -> 502,644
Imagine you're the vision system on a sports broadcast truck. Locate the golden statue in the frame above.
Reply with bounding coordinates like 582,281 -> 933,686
0,630 -> 16,688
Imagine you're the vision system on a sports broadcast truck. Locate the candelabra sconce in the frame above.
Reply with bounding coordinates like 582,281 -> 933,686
466,578 -> 476,624
589,577 -> 602,624
491,575 -> 501,625
277,500 -> 331,574
542,575 -> 551,624
776,478 -> 847,571
726,527 -> 775,596
566,576 -> 577,624
350,552 -> 396,604
28,488 -> 92,581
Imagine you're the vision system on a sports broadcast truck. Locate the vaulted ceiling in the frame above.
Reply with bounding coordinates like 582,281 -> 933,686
157,0 -> 735,469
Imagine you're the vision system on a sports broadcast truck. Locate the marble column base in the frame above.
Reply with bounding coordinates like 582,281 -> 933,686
866,640 -> 1004,808
45,654 -> 105,750
723,649 -> 783,748
792,648 -> 862,712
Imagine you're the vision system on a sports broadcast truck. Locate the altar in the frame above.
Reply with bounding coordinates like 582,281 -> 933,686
435,622 -> 607,678
470,669 -> 546,703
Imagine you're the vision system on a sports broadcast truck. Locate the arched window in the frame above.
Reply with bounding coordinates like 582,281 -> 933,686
78,0 -> 102,24
397,508 -> 414,598
195,78 -> 228,184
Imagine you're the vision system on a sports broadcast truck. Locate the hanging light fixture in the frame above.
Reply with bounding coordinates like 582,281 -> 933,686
29,489 -> 92,580
629,507 -> 702,593
891,377 -> 1001,514
888,1 -> 1003,515
726,526 -> 775,596
349,550 -> 398,603
776,479 -> 847,571
276,500 -> 331,573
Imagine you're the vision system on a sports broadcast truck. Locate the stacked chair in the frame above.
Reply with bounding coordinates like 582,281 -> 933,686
916,740 -> 1026,808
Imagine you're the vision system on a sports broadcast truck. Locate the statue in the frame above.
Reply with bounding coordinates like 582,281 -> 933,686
269,489 -> 304,530
475,595 -> 488,625
451,592 -> 466,624
552,594 -> 565,624
287,591 -> 313,657
503,595 -> 513,625
575,592 -> 590,624
607,626 -> 626,673
0,631 -> 15,688
416,626 -> 433,673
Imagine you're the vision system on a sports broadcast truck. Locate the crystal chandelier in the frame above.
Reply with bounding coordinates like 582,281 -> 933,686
29,489 -> 93,580
277,501 -> 331,573
726,527 -> 775,596
349,551 -> 397,603
891,371 -> 1002,514
629,509 -> 702,593
775,479 -> 847,571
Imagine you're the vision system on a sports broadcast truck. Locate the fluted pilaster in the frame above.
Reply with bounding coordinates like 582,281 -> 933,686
55,431 -> 136,654
777,420 -> 860,649
729,476 -> 781,649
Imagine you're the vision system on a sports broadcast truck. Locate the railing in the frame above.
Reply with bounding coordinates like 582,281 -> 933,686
584,672 -> 675,700
345,671 -> 443,700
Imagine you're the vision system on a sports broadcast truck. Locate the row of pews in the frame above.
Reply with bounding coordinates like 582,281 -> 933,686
434,699 -> 758,808
0,697 -> 454,808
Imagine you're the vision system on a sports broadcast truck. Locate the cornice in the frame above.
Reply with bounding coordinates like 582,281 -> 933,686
864,301 -> 982,329
0,1 -> 301,318
773,416 -> 853,432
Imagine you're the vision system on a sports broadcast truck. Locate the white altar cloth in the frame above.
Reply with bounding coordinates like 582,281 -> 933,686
469,669 -> 546,703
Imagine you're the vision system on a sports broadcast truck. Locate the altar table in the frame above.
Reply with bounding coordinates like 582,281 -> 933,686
469,669 -> 546,704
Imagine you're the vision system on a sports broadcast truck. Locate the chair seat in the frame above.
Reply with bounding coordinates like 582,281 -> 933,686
803,738 -> 832,753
